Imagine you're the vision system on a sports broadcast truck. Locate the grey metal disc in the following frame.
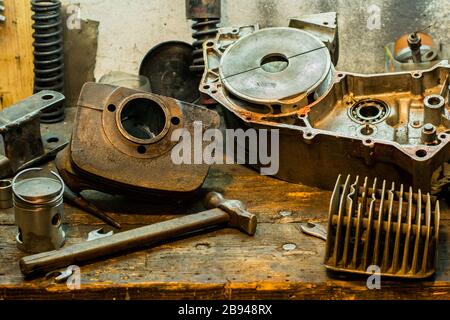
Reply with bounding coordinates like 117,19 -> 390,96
219,27 -> 332,104
15,177 -> 62,202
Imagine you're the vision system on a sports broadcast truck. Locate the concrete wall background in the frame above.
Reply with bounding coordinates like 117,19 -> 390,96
62,0 -> 450,81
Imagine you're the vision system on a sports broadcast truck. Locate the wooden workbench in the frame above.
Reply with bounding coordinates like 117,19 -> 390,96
0,108 -> 449,300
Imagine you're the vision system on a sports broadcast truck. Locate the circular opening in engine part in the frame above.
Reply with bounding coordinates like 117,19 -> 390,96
425,51 -> 434,59
41,94 -> 54,101
416,149 -> 428,158
426,96 -> 444,107
52,213 -> 62,227
359,105 -> 381,119
137,146 -> 147,154
119,98 -> 167,143
171,117 -> 180,126
440,134 -> 447,140
260,53 -> 289,73
108,104 -> 116,112
349,99 -> 390,124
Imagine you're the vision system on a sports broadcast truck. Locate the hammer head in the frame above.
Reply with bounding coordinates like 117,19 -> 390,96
204,192 -> 257,236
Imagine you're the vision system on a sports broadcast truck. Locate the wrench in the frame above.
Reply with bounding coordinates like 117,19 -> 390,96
300,222 -> 327,241
20,192 -> 257,277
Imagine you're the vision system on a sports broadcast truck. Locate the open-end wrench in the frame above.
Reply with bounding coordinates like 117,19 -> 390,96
20,192 -> 257,277
300,222 -> 327,241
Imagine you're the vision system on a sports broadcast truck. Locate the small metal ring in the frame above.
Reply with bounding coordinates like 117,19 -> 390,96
12,168 -> 64,204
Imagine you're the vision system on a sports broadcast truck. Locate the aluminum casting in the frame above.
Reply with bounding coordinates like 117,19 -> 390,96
200,13 -> 450,192
324,175 -> 440,279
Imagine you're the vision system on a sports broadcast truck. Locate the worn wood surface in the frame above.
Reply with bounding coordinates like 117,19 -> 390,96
0,108 -> 449,300
0,0 -> 34,109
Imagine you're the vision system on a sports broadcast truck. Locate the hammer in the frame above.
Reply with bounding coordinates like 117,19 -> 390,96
19,192 -> 257,277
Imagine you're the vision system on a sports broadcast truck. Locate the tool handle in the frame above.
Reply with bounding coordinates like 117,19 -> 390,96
20,208 -> 229,276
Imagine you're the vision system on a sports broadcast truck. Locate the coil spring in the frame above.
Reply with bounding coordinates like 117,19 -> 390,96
31,0 -> 65,123
190,18 -> 220,75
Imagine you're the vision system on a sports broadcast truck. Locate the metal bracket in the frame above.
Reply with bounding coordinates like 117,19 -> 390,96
300,222 -> 327,241
0,91 -> 68,178
289,12 -> 339,65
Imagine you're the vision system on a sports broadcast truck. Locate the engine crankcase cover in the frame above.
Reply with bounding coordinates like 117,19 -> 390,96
56,82 -> 220,199
200,24 -> 450,192
219,27 -> 333,109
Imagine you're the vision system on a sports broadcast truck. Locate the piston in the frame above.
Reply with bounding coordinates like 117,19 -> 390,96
13,168 -> 65,253
0,180 -> 12,209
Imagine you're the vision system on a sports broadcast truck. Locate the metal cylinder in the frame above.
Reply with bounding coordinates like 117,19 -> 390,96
13,168 -> 65,253
423,94 -> 445,126
0,180 -> 12,209
421,123 -> 438,145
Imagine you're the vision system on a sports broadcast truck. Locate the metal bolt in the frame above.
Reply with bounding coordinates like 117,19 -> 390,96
283,243 -> 297,251
279,211 -> 292,217
423,123 -> 435,133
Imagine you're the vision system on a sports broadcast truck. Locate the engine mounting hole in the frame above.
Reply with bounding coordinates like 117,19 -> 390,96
108,104 -> 116,112
260,53 -> 289,73
120,98 -> 166,141
416,149 -> 428,158
426,96 -> 444,106
137,146 -> 147,154
171,117 -> 180,126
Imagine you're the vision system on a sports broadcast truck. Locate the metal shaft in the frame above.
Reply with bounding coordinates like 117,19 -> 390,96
408,32 -> 422,63
20,208 -> 230,276
63,186 -> 122,229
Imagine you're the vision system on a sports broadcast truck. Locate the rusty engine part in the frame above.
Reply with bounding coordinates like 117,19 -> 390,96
139,41 -> 200,103
385,31 -> 442,72
200,12 -> 450,193
19,192 -> 258,277
324,175 -> 440,279
0,91 -> 67,178
31,0 -> 66,123
13,168 -> 66,254
186,0 -> 221,75
56,82 -> 220,200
